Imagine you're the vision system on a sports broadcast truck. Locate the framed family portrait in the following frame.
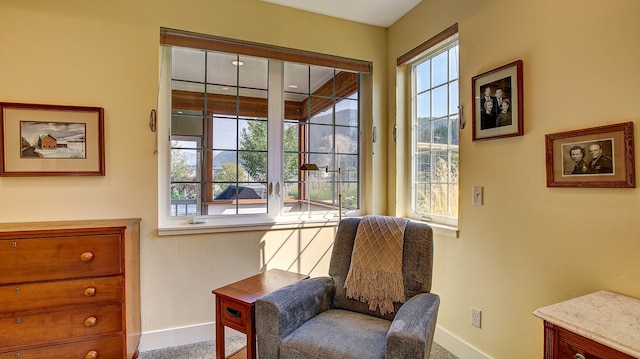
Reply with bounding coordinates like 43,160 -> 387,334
545,122 -> 635,188
0,102 -> 105,176
472,60 -> 523,141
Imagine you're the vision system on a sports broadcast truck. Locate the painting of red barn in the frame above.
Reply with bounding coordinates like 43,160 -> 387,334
0,102 -> 104,176
20,121 -> 86,159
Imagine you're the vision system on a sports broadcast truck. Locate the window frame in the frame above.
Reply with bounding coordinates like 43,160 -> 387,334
398,24 -> 459,232
157,30 -> 370,234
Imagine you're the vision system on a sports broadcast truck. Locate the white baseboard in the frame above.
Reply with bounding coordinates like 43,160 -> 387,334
139,322 -> 242,352
140,322 -> 490,358
434,325 -> 492,359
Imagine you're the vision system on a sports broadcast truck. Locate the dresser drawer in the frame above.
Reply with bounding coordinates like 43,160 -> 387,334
0,305 -> 122,349
557,327 -> 635,359
0,336 -> 124,359
0,276 -> 123,314
559,339 -> 604,359
0,234 -> 122,284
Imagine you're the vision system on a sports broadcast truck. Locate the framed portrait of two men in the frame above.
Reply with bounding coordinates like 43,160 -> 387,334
545,122 -> 635,188
472,60 -> 523,141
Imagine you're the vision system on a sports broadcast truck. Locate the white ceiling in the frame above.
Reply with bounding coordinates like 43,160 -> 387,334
260,0 -> 422,28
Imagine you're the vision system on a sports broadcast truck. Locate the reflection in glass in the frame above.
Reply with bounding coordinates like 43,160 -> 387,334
206,51 -> 239,87
173,48 -> 205,83
284,62 -> 311,95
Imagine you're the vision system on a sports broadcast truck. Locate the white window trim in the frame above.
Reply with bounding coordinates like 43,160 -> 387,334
401,31 -> 460,232
157,47 -> 365,235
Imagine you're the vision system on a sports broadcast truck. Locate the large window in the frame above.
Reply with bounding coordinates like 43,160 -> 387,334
159,30 -> 368,228
404,26 -> 459,227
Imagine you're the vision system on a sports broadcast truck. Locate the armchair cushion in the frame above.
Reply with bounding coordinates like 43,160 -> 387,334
279,309 -> 391,359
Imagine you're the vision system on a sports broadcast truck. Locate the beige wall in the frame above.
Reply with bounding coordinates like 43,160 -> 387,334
0,0 -> 386,334
389,0 -> 640,357
3,0 -> 639,357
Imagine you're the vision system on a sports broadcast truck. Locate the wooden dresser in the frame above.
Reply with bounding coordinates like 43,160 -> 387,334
0,218 -> 141,359
534,290 -> 640,359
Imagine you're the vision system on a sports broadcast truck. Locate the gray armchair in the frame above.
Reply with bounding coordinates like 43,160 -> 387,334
255,217 -> 440,359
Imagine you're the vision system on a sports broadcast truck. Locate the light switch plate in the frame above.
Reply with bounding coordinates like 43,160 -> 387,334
472,186 -> 483,205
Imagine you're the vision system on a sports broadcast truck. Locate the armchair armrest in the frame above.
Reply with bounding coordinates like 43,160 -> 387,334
256,276 -> 335,359
386,292 -> 440,359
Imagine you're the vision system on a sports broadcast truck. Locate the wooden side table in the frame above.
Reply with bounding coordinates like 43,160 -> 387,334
212,269 -> 309,359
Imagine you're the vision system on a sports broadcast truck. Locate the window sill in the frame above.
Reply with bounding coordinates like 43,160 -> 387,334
157,214 -> 456,237
157,216 -> 339,236
409,219 -> 459,238
431,223 -> 459,238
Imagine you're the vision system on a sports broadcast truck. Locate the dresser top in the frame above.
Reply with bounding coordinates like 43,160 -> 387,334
0,218 -> 140,230
533,290 -> 640,357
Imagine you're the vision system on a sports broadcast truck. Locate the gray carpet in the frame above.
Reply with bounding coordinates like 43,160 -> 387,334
139,336 -> 246,359
138,336 -> 458,359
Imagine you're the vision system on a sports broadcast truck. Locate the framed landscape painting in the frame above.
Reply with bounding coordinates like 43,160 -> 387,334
0,102 -> 105,176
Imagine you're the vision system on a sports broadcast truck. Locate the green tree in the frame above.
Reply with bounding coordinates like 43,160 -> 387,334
170,147 -> 196,199
282,124 -> 300,180
239,120 -> 267,182
239,120 -> 299,182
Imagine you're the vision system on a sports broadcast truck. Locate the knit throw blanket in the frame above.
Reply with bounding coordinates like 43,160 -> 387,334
344,215 -> 408,315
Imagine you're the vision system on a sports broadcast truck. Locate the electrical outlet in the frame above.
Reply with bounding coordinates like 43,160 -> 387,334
471,307 -> 482,328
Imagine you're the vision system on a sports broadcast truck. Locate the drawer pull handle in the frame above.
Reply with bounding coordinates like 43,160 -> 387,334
12,241 -> 17,248
226,307 -> 242,318
84,316 -> 97,327
15,287 -> 20,293
15,354 -> 20,359
85,350 -> 98,359
84,287 -> 97,297
15,317 -> 21,324
80,252 -> 95,262
575,355 -> 586,359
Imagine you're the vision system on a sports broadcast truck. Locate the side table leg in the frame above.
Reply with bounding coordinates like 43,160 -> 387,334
216,296 -> 226,359
247,308 -> 257,359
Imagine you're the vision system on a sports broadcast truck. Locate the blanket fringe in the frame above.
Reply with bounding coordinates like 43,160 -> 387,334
345,266 -> 405,315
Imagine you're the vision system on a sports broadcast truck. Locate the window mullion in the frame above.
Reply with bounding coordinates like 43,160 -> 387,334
267,60 -> 284,217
